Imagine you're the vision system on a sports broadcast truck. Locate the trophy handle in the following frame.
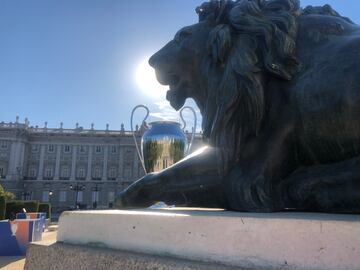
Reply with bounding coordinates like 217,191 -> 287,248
180,106 -> 197,155
131,105 -> 149,173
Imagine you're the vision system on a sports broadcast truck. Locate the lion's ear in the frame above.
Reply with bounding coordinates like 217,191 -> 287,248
207,24 -> 232,64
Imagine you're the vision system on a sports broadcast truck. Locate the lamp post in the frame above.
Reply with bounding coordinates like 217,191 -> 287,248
70,184 -> 85,209
49,190 -> 53,203
91,184 -> 101,209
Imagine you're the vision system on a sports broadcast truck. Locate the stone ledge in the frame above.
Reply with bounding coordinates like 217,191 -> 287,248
38,209 -> 360,270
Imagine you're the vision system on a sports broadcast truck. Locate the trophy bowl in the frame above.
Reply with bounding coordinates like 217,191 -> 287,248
142,121 -> 187,173
131,105 -> 196,173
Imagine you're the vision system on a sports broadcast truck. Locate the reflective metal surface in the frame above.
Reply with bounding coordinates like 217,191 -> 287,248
142,121 -> 187,173
131,104 -> 196,173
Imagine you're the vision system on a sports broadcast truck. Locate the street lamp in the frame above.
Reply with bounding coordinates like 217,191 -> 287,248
49,190 -> 53,202
91,184 -> 101,209
70,184 -> 85,209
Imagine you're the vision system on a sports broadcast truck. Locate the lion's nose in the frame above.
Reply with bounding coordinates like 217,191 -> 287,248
148,53 -> 157,68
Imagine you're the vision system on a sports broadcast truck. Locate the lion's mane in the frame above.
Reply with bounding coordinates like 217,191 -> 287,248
196,0 -> 301,173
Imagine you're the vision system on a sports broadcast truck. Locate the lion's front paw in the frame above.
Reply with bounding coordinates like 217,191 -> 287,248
115,174 -> 158,209
250,175 -> 275,212
226,168 -> 276,212
115,185 -> 148,209
115,190 -> 133,209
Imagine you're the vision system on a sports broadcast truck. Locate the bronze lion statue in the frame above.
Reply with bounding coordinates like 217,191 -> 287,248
118,0 -> 360,213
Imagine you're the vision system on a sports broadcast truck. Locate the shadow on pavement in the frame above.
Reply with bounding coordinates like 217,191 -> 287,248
0,256 -> 25,269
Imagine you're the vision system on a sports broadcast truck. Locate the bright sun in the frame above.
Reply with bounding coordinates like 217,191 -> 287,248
135,58 -> 168,99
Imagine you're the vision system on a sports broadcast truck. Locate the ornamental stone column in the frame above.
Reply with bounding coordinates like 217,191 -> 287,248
54,145 -> 61,180
102,146 -> 108,181
7,140 -> 24,180
117,146 -> 124,180
37,145 -> 45,180
86,146 -> 93,181
70,145 -> 77,180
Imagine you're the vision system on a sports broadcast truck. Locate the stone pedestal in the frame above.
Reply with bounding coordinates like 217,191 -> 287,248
25,209 -> 360,270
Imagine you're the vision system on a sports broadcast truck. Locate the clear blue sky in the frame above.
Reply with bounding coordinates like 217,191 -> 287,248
0,0 -> 359,130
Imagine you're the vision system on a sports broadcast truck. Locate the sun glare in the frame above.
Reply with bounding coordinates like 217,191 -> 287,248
135,58 -> 168,99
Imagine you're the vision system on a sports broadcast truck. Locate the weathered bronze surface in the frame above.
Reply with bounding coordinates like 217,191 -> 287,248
118,0 -> 360,213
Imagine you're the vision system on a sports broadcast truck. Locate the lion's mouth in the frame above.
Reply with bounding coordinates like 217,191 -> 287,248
166,79 -> 188,110
155,72 -> 187,110
166,89 -> 186,111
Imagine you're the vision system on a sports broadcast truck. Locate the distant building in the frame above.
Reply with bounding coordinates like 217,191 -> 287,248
0,118 -> 202,212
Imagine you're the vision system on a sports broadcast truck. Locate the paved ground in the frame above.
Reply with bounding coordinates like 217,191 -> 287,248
0,230 -> 57,270
0,257 -> 25,270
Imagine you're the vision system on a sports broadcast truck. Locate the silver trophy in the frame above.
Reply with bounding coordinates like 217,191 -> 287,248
131,105 -> 197,173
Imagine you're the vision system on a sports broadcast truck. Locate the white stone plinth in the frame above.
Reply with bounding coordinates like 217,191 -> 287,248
57,209 -> 360,270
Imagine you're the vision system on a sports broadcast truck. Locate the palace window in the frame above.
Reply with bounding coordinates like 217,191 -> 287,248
29,167 -> 36,178
95,146 -> 102,153
77,167 -> 85,178
61,167 -> 69,178
45,168 -> 53,178
0,167 -> 4,178
31,145 -> 39,153
79,145 -> 86,153
59,191 -> 67,202
109,168 -> 116,179
111,146 -> 117,154
1,141 -> 7,149
76,191 -> 83,202
42,191 -> 50,202
64,145 -> 71,153
92,191 -> 99,203
108,191 -> 115,203
93,167 -> 101,178
48,145 -> 54,153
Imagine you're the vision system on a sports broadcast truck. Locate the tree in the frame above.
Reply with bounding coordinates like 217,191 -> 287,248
0,184 -> 16,201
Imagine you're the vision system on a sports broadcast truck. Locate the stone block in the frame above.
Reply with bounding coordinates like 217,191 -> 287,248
27,209 -> 360,270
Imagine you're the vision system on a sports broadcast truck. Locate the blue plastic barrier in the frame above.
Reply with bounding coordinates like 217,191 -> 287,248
0,219 -> 43,256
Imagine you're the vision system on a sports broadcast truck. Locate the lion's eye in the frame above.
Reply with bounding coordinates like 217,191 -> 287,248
174,29 -> 191,44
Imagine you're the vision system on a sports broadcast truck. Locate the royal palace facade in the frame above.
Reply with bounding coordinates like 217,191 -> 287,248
0,118 -> 202,213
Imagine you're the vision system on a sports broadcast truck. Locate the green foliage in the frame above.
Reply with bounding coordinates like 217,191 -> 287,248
0,184 -> 16,201
38,203 -> 51,219
0,196 -> 6,220
23,200 -> 40,213
5,200 -> 39,219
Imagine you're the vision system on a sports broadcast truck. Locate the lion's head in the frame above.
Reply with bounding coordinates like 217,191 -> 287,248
149,0 -> 301,173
